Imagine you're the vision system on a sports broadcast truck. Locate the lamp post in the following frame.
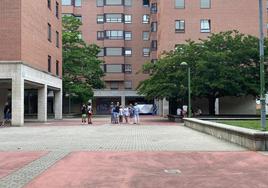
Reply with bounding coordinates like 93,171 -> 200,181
258,0 -> 266,131
181,62 -> 191,118
68,81 -> 74,114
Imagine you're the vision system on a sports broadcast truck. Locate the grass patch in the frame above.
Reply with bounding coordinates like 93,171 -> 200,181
216,120 -> 267,131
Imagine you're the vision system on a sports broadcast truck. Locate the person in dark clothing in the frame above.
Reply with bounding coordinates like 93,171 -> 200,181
114,102 -> 120,124
1,102 -> 11,126
81,104 -> 87,124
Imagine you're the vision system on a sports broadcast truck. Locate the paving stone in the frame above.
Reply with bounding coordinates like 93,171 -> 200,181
0,151 -> 69,188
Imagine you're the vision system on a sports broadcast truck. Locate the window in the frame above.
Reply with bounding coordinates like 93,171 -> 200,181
175,20 -> 185,33
106,65 -> 123,73
105,14 -> 123,23
97,15 -> 104,23
125,0 -> 132,6
75,15 -> 82,22
48,23 -> 51,42
96,0 -> 104,6
151,3 -> 157,13
200,19 -> 211,33
200,0 -> 211,8
48,56 -> 51,72
151,59 -> 158,64
151,40 -> 157,51
175,0 -> 185,8
56,2 -> 59,18
143,31 -> 149,40
56,31 -> 59,47
124,31 -> 132,40
62,0 -> 73,6
106,47 -> 123,56
105,0 -> 123,5
110,82 -> 119,90
125,48 -> 132,56
105,30 -> 124,39
48,0 -> 51,9
142,15 -> 150,24
143,48 -> 150,57
98,48 -> 104,57
97,31 -> 105,40
75,0 -> 82,6
56,60 -> 59,76
143,0 -> 149,6
78,32 -> 82,39
124,64 -> 132,73
124,81 -> 132,89
151,22 -> 157,32
124,15 -> 132,23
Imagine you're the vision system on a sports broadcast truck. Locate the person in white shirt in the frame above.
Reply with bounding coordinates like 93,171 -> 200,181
123,106 -> 130,124
119,105 -> 124,124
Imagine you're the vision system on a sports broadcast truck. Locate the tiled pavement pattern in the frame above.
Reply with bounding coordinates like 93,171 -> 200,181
0,124 -> 244,152
0,117 -> 245,188
0,151 -> 69,188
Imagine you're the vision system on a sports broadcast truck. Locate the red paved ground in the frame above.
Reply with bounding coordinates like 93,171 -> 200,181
26,152 -> 268,188
0,152 -> 47,179
24,116 -> 178,127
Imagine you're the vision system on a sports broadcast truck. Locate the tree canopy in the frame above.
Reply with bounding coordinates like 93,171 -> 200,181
62,16 -> 104,103
138,31 -> 268,115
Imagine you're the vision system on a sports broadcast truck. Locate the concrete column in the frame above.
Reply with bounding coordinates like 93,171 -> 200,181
0,89 -> 9,121
12,77 -> 24,126
121,96 -> 125,106
215,98 -> 219,115
54,89 -> 62,120
163,98 -> 169,117
38,84 -> 47,122
158,99 -> 163,116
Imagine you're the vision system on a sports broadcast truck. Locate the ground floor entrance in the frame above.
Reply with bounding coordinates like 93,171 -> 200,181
0,62 -> 62,126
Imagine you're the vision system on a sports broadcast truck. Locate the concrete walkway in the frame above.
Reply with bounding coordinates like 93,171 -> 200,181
0,116 -> 266,188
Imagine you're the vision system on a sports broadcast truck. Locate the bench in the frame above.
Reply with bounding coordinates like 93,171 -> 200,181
167,114 -> 184,122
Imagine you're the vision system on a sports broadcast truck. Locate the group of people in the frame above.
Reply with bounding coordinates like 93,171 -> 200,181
177,105 -> 202,117
1,102 -> 11,126
110,102 -> 140,124
81,102 -> 93,124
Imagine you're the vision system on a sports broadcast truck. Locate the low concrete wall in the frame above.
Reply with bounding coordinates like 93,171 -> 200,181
184,118 -> 268,151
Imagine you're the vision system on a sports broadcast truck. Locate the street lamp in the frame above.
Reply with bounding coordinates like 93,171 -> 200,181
68,81 -> 74,114
258,0 -> 266,131
180,62 -> 191,118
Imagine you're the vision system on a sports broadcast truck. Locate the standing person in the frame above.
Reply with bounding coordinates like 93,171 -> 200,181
133,103 -> 140,124
128,103 -> 134,124
152,103 -> 157,115
119,105 -> 124,124
81,104 -> 87,124
123,105 -> 130,124
177,107 -> 182,117
87,102 -> 93,124
1,102 -> 11,126
110,102 -> 115,124
114,102 -> 120,124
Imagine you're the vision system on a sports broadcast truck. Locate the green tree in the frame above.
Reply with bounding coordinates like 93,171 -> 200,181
62,16 -> 104,103
138,31 -> 268,115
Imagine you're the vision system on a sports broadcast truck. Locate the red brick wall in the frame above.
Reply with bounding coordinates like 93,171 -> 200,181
21,0 -> 62,77
157,0 -> 267,56
0,0 -> 21,61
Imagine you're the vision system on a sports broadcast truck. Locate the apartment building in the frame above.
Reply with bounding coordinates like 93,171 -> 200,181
62,0 -> 266,115
0,0 -> 63,125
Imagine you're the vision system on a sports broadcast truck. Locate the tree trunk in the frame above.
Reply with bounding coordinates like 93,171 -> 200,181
208,97 -> 216,116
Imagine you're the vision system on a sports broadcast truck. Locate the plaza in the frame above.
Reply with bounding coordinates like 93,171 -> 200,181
0,117 -> 268,188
